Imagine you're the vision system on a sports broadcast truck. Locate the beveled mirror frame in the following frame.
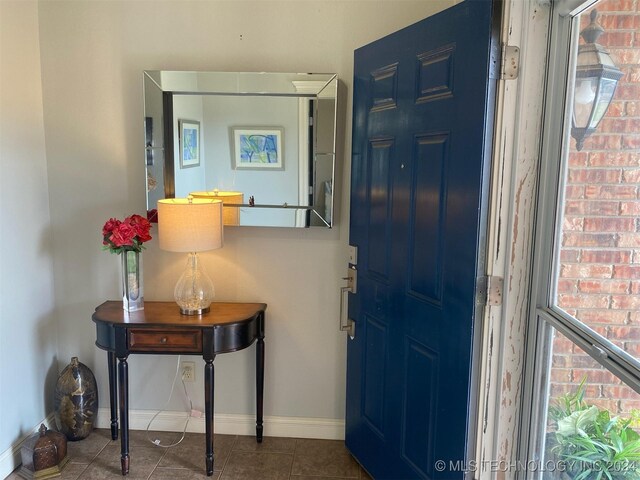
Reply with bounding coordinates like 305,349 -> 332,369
144,71 -> 338,228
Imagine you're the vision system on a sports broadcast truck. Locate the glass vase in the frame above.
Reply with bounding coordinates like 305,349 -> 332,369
121,250 -> 143,311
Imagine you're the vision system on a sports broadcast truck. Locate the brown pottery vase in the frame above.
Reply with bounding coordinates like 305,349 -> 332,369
54,357 -> 98,441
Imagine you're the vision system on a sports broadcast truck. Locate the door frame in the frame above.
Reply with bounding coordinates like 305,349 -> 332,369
517,0 -> 582,468
475,0 -> 554,476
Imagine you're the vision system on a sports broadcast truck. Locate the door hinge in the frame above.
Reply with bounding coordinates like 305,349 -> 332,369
477,275 -> 504,307
501,45 -> 520,80
487,275 -> 504,306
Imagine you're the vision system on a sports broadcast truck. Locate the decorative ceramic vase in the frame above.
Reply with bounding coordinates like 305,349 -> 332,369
122,250 -> 143,311
54,357 -> 98,441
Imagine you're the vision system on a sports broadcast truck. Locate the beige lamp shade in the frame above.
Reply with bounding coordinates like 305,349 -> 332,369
190,190 -> 243,226
157,198 -> 223,252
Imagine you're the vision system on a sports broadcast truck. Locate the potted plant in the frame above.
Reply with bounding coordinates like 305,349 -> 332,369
547,379 -> 640,480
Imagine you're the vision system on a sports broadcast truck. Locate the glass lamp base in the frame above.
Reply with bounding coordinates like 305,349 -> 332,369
180,306 -> 210,315
174,252 -> 214,316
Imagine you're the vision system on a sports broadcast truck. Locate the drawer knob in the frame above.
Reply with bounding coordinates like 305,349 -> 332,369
161,337 -> 168,344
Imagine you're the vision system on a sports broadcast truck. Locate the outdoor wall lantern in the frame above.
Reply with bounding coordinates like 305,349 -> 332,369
571,9 -> 623,151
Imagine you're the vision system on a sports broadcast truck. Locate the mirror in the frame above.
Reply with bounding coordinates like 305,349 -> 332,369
143,71 -> 338,228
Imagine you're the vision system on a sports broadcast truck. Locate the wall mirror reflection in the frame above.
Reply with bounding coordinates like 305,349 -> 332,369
143,71 -> 338,228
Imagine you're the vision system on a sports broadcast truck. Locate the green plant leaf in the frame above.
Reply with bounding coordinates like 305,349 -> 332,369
558,406 -> 600,437
603,418 -> 618,436
625,428 -> 640,442
575,468 -> 593,480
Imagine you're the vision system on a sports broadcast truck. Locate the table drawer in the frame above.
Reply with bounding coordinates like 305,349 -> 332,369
128,329 -> 202,353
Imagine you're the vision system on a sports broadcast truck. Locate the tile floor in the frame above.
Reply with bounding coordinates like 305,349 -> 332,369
7,429 -> 373,480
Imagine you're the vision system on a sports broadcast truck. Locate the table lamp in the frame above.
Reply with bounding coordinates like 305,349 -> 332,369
157,198 -> 223,315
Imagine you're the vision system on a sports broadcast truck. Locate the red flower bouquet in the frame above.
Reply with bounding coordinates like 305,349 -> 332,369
102,214 -> 152,254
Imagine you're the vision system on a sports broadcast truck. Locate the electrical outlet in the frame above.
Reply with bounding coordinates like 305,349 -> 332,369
181,361 -> 195,382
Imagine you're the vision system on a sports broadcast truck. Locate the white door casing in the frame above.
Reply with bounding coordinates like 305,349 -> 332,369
476,0 -> 552,477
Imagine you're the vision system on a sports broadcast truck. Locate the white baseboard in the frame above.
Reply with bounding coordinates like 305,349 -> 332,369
95,408 -> 345,440
0,413 -> 56,479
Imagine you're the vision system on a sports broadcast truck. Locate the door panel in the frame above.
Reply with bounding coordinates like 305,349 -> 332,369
409,133 -> 448,304
402,339 -> 438,478
346,1 -> 497,478
366,139 -> 394,280
363,315 -> 387,435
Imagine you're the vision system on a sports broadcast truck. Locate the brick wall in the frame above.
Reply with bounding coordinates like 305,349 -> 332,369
552,0 -> 640,412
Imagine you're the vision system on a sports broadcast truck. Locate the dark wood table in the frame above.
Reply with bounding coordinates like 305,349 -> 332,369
92,301 -> 266,476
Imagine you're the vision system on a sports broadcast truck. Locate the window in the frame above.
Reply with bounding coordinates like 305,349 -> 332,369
524,0 -> 640,477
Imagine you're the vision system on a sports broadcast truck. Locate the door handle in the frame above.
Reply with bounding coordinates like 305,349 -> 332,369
339,267 -> 356,339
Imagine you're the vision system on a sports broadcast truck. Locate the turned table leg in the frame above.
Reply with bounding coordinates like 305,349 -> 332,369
204,356 -> 215,476
256,336 -> 264,443
118,356 -> 130,475
108,351 -> 118,440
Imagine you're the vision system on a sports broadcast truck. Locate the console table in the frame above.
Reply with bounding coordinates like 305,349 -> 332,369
92,301 -> 266,476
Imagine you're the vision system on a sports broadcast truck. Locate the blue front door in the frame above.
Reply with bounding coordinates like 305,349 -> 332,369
346,2 -> 497,478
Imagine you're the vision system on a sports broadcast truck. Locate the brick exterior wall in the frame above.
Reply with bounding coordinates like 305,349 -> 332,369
552,0 -> 640,412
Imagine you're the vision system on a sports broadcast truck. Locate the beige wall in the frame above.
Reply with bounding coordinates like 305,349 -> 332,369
0,0 -> 454,453
31,0 -> 457,431
0,0 -> 58,463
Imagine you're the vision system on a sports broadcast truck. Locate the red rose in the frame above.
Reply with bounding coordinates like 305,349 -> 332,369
110,222 -> 136,247
126,214 -> 148,227
102,218 -> 121,236
102,213 -> 153,253
137,229 -> 152,243
126,214 -> 152,243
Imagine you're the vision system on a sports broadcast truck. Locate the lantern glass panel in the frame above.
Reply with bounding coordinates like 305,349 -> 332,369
573,77 -> 598,127
598,50 -> 617,67
577,49 -> 600,68
589,77 -> 617,128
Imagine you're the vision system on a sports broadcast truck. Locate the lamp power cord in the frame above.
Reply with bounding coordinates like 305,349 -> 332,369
145,354 -> 196,448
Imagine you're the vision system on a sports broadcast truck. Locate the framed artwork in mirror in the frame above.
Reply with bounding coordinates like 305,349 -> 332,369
179,119 -> 200,168
231,127 -> 284,170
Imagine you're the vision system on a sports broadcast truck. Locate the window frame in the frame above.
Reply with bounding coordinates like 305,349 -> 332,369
520,0 -> 640,474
